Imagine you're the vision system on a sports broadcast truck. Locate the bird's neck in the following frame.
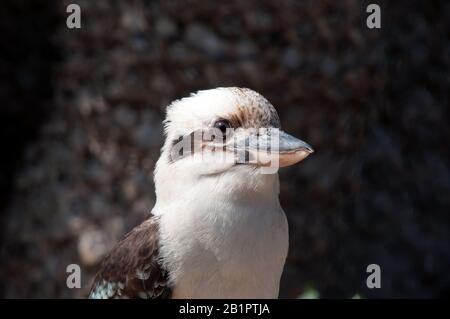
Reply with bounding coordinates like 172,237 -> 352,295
153,157 -> 280,208
152,160 -> 287,298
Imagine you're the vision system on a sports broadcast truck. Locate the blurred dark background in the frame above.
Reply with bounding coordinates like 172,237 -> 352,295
0,0 -> 449,298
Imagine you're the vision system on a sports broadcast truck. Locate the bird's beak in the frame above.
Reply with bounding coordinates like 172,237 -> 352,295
231,128 -> 314,168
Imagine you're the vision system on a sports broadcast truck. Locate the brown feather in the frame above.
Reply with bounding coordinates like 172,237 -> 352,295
89,215 -> 172,299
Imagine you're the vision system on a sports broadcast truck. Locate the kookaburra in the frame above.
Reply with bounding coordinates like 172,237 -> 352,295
89,87 -> 313,299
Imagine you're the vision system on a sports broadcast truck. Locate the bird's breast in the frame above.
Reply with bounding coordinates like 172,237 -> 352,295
157,190 -> 289,298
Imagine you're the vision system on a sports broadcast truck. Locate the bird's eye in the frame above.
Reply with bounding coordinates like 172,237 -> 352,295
213,119 -> 232,134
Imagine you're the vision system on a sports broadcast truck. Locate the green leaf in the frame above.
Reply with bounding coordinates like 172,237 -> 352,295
298,286 -> 320,299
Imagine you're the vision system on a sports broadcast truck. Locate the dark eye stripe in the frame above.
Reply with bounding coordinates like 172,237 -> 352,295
213,119 -> 232,133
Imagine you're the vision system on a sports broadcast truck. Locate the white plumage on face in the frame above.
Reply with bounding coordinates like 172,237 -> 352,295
164,88 -> 240,135
156,87 -> 312,181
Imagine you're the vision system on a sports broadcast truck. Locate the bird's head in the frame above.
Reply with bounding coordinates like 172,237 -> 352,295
154,87 -> 313,197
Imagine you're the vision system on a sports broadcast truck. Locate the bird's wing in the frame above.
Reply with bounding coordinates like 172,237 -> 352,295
89,216 -> 172,299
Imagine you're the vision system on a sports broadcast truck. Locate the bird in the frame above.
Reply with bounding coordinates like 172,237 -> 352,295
89,87 -> 313,299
